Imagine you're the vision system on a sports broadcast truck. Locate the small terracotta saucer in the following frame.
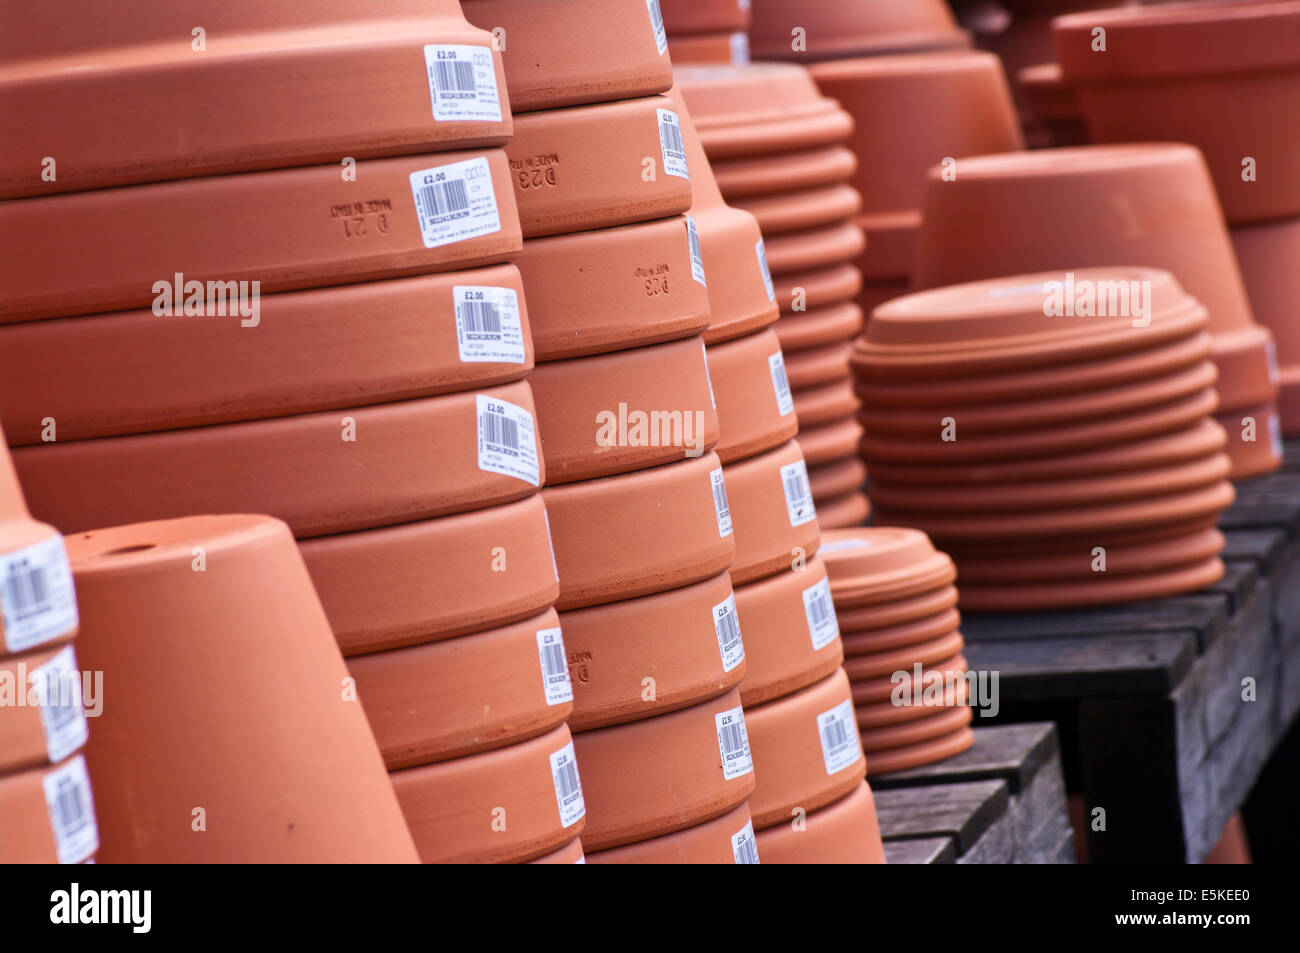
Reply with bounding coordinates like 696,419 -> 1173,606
733,557 -> 844,707
561,571 -> 744,732
857,705 -> 973,752
807,455 -> 866,499
814,491 -> 872,529
543,451 -> 736,610
841,607 -> 961,657
723,440 -> 821,586
507,96 -> 692,238
777,303 -> 865,356
835,583 -> 958,633
819,526 -> 956,608
391,722 -> 585,863
855,683 -> 969,730
572,687 -> 757,850
529,837 -> 586,864
706,329 -> 800,464
956,556 -> 1226,612
754,781 -> 886,863
852,653 -> 968,706
798,416 -> 864,467
712,146 -> 858,200
1215,403 -> 1284,480
762,221 -> 867,276
0,643 -> 88,774
0,754 -> 97,863
585,801 -> 757,864
865,726 -> 974,775
774,264 -> 863,313
841,631 -> 966,682
733,185 -> 862,237
784,340 -> 853,390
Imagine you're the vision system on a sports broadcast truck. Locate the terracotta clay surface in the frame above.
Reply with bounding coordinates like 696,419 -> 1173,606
713,146 -> 859,200
820,527 -> 957,607
749,0 -> 970,61
852,652 -> 968,706
807,455 -> 866,499
518,217 -> 710,361
956,557 -> 1226,612
1018,63 -> 1088,148
348,608 -> 571,769
586,801 -> 757,864
392,722 -> 585,863
723,440 -> 821,586
784,341 -> 853,390
667,32 -> 750,65
744,668 -> 867,829
15,381 -> 543,538
841,606 -> 961,657
0,0 -> 511,198
798,416 -> 864,467
67,514 -> 418,863
0,518 -> 80,659
544,451 -> 736,610
774,265 -> 863,314
866,726 -> 975,775
661,0 -> 751,36
0,265 -> 532,444
754,781 -> 886,863
0,643 -> 87,774
707,329 -> 800,464
734,184 -> 862,237
858,706 -> 973,752
572,687 -> 757,850
796,381 -> 861,433
0,754 -> 97,863
733,556 -> 844,707
463,0 -> 671,112
814,492 -> 872,530
841,631 -> 967,682
529,837 -> 586,864
855,684 -> 967,730
836,583 -> 958,634
763,221 -> 867,276
561,571 -> 745,731
1215,404 -> 1285,480
0,150 -> 522,323
1231,217 -> 1300,434
778,303 -> 865,357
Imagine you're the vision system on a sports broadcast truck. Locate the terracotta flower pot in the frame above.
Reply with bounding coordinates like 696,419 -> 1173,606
543,451 -> 736,610
858,705 -> 973,752
67,514 -> 418,863
774,264 -> 864,313
724,440 -> 822,586
0,520 -> 79,660
1231,216 -> 1300,434
561,571 -> 745,731
851,652 -> 968,706
955,557 -> 1226,612
807,456 -> 867,500
814,490 -> 872,528
347,608 -> 571,770
712,146 -> 859,200
706,329 -> 800,464
743,668 -> 866,830
762,221 -> 867,276
586,800 -> 759,863
1215,404 -> 1285,479
820,527 -> 956,608
777,303 -> 865,357
0,0 -> 511,199
15,381 -> 543,537
856,682 -> 967,730
748,0 -> 971,61
0,642 -> 88,775
0,265 -> 532,444
797,416 -> 864,467
783,340 -> 853,390
667,32 -> 751,65
0,150 -> 521,323
1018,63 -> 1088,149
841,605 -> 962,657
841,631 -> 967,683
1053,0 -> 1300,224
733,556 -> 844,707
506,96 -> 693,238
733,184 -> 863,237
0,753 -> 98,864
835,583 -> 958,634
661,0 -> 752,35
530,335 -> 719,483
518,216 -> 710,361
392,721 -> 585,863
572,687 -> 757,850
529,837 -> 586,864
866,727 -> 974,776
463,0 -> 671,112
754,781 -> 886,863
793,380 -> 861,430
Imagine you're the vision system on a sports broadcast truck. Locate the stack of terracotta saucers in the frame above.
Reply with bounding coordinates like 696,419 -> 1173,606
910,143 -> 1282,479
678,64 -> 872,527
820,528 -> 976,775
0,431 -> 97,865
1053,0 -> 1300,438
660,0 -> 752,65
853,266 -> 1236,611
747,0 -> 972,61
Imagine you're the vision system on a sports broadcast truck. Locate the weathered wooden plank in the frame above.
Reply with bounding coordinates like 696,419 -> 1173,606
1206,560 -> 1259,615
1220,526 -> 1289,572
956,809 -> 1016,864
881,836 -> 955,865
962,593 -> 1228,649
872,779 -> 1009,853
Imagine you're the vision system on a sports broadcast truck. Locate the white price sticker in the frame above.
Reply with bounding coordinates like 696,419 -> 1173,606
42,754 -> 99,865
685,215 -> 707,286
476,394 -> 540,486
817,699 -> 862,775
756,239 -> 776,302
709,466 -> 733,538
715,705 -> 754,780
701,341 -> 717,411
408,156 -> 501,249
32,645 -> 88,764
780,459 -> 816,527
711,593 -> 746,673
731,819 -> 760,864
424,44 -> 503,123
453,285 -> 525,364
0,534 -> 78,655
802,576 -> 840,651
536,627 -> 574,706
549,741 -> 586,828
646,0 -> 668,54
657,108 -> 690,180
768,351 -> 795,417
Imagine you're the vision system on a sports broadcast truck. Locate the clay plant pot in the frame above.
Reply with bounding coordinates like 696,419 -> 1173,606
748,0 -> 971,61
661,0 -> 752,35
530,335 -> 718,483
743,668 -> 866,829
67,514 -> 418,863
518,217 -> 710,361
543,451 -> 736,610
1231,216 -> 1300,434
529,837 -> 586,864
347,608 -> 571,770
797,416 -> 863,467
858,705 -> 973,752
706,329 -> 800,464
763,221 -> 867,276
794,380 -> 861,431
724,440 -> 822,585
1017,63 -> 1088,148
0,642 -> 88,775
807,456 -> 867,500
733,184 -> 863,237
855,680 -> 968,730
392,721 -> 585,863
1053,0 -> 1300,224
814,492 -> 872,530
15,380 -> 543,537
586,801 -> 758,864
851,652 -> 968,706
507,96 -> 693,238
841,630 -> 967,683
0,520 -> 79,660
754,781 -> 886,863
712,146 -> 859,200
300,493 -> 559,657
783,340 -> 853,390
0,0 -> 511,199
774,264 -> 864,313
866,726 -> 974,775
572,687 -> 757,850
0,753 -> 98,864
836,583 -> 958,634
0,150 -> 521,323
462,0 -> 671,112
841,605 -> 962,657
955,557 -> 1226,612
733,556 -> 844,707
820,527 -> 956,608
668,32 -> 751,65
0,265 -> 532,444
777,303 -> 865,356
561,571 -> 745,731
1215,404 -> 1285,480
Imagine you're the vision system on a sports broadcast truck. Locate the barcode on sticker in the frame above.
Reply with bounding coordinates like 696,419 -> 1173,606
537,627 -> 574,706
33,645 -> 88,763
424,45 -> 503,122
701,341 -> 717,411
685,215 -> 707,286
709,467 -> 732,537
755,239 -> 776,302
817,699 -> 862,775
715,705 -> 754,780
657,108 -> 690,180
780,459 -> 816,527
543,510 -> 560,584
408,157 -> 501,249
646,0 -> 668,54
454,286 -> 525,364
802,576 -> 840,651
476,394 -> 540,486
768,351 -> 794,417
549,741 -> 586,828
711,593 -> 745,672
0,534 -> 78,654
731,819 -> 760,864
41,754 -> 99,864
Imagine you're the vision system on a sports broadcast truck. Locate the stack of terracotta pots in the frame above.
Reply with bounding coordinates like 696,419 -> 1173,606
910,143 -> 1282,479
821,527 -> 975,774
747,0 -> 972,60
1053,0 -> 1300,436
854,266 -> 1236,611
0,433 -> 97,865
660,0 -> 752,64
678,64 -> 872,527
